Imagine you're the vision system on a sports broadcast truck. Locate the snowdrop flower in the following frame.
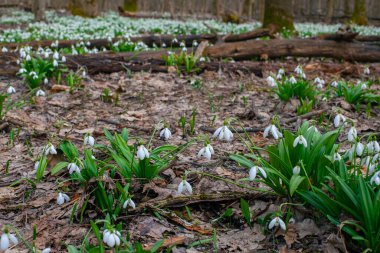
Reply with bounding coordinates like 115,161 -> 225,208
123,198 -> 136,209
199,57 -> 205,62
0,231 -> 18,250
162,43 -> 167,48
316,82 -> 324,89
53,59 -> 58,67
347,127 -> 357,142
53,51 -> 59,59
61,56 -> 66,62
192,40 -> 198,47
41,248 -> 51,253
198,144 -> 214,160
1,47 -> 8,53
360,82 -> 367,90
182,47 -> 187,52
178,179 -> 192,194
44,143 -> 57,155
277,68 -> 285,77
276,72 -> 282,80
137,145 -> 149,160
268,217 -> 286,230
263,124 -> 283,140
294,65 -> 303,75
36,89 -> 46,97
364,66 -> 370,75
34,161 -> 40,171
84,135 -> 95,146
172,38 -> 178,44
213,125 -> 233,142
26,55 -> 31,61
18,68 -> 27,74
103,229 -> 121,248
7,86 -> 16,94
370,171 -> 380,185
333,152 -> 341,161
289,76 -> 297,84
68,163 -> 80,174
314,77 -> 325,85
293,165 -> 301,175
307,125 -> 319,134
57,192 -> 70,205
179,42 -> 185,47
44,78 -> 48,85
367,141 -> 380,154
249,166 -> 267,180
356,142 -> 364,156
330,81 -> 338,87
20,50 -> 26,58
266,76 -> 276,87
333,114 -> 346,128
160,128 -> 172,140
293,135 -> 307,148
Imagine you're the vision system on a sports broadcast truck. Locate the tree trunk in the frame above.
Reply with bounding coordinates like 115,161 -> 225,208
324,0 -> 334,23
351,0 -> 368,25
213,0 -> 221,20
68,0 -> 99,17
32,0 -> 46,21
262,0 -> 295,33
243,0 -> 253,20
123,0 -> 138,12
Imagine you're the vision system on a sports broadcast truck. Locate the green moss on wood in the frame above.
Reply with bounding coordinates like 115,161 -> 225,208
263,1 -> 294,33
123,0 -> 138,12
351,0 -> 368,26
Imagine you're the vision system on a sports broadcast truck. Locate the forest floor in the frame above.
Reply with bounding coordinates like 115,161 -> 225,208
1,58 -> 380,252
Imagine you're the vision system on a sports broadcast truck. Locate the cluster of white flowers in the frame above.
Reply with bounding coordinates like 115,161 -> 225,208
103,229 -> 121,248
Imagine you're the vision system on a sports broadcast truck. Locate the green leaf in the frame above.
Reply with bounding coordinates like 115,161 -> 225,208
90,220 -> 104,252
230,154 -> 254,168
36,156 -> 48,182
51,161 -> 69,175
240,198 -> 252,228
60,140 -> 79,161
149,239 -> 164,252
67,245 -> 80,253
289,175 -> 305,196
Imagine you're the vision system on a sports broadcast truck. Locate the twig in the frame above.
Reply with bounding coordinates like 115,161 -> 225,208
282,109 -> 327,124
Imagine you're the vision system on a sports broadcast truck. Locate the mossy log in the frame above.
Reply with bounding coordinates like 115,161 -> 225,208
262,0 -> 295,33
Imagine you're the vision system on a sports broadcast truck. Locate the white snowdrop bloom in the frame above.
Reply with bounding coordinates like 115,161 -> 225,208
276,72 -> 283,80
293,135 -> 307,148
44,144 -> 57,155
347,127 -> 357,142
367,141 -> 380,154
172,38 -> 178,43
213,125 -> 233,142
289,76 -> 297,84
57,192 -> 70,205
293,165 -> 301,175
300,72 -> 306,79
192,40 -> 198,47
26,55 -> 31,61
360,82 -> 367,90
356,142 -> 364,156
266,76 -> 276,87
36,89 -> 46,97
0,232 -> 18,250
68,163 -> 80,174
182,47 -> 187,52
53,51 -> 59,59
197,144 -> 214,160
330,81 -> 338,87
179,42 -> 185,47
294,65 -> 303,75
249,166 -> 267,180
199,57 -> 205,62
370,171 -> 380,185
82,70 -> 86,77
316,82 -> 323,89
61,56 -> 66,62
123,198 -> 136,209
7,86 -> 16,94
44,51 -> 49,58
160,128 -> 172,140
84,135 -> 95,146
41,248 -> 51,253
278,68 -> 285,76
137,145 -> 149,160
368,163 -> 377,175
18,68 -> 27,74
364,66 -> 370,75
307,125 -> 319,134
44,78 -> 48,85
16,59 -> 20,65
333,153 -> 341,161
34,161 -> 40,171
333,114 -> 346,128
103,229 -> 121,248
2,47 -> 8,53
263,124 -> 283,140
162,43 -> 167,48
268,217 -> 286,230
53,59 -> 58,67
178,179 -> 192,194
314,77 -> 323,84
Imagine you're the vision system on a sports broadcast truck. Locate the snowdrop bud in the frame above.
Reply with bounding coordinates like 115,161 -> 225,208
367,141 -> 380,154
36,89 -> 46,97
249,166 -> 267,180
333,114 -> 346,128
53,51 -> 59,59
44,78 -> 48,85
263,124 -> 283,140
213,125 -> 233,142
330,81 -> 338,87
268,217 -> 286,230
103,230 -> 121,248
137,145 -> 149,160
347,127 -> 357,142
293,135 -> 307,148
160,128 -> 172,140
178,179 -> 192,194
61,56 -> 66,62
57,192 -> 70,205
123,198 -> 136,209
294,65 -> 302,75
293,165 -> 301,175
333,153 -> 341,161
26,55 -> 31,61
84,135 -> 95,146
364,67 -> 370,75
266,76 -> 276,87
53,59 -> 58,67
7,86 -> 16,94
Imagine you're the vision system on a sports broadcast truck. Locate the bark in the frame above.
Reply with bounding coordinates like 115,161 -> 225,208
324,0 -> 334,23
223,28 -> 272,42
213,0 -> 221,20
351,0 -> 368,25
68,0 -> 99,17
243,0 -> 253,19
263,0 -> 295,33
32,0 -> 46,21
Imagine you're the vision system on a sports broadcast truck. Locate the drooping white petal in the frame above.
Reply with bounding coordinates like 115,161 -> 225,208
258,167 -> 267,178
107,233 -> 116,247
103,230 -> 110,244
333,153 -> 341,161
249,167 -> 257,180
41,248 -> 52,253
184,181 -> 193,194
347,127 -> 357,142
197,147 -> 205,158
0,233 -> 9,250
8,234 -> 17,245
278,218 -> 286,230
207,144 -> 214,154
293,166 -> 301,175
263,125 -> 271,138
57,193 -> 64,205
204,147 -> 212,160
177,181 -> 184,194
213,127 -> 223,138
293,136 -> 300,147
114,234 -> 120,246
268,218 -> 277,229
356,142 -> 364,156
62,193 -> 70,202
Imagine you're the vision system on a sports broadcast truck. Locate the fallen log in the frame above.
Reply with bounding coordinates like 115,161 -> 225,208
204,39 -> 380,62
223,28 -> 272,42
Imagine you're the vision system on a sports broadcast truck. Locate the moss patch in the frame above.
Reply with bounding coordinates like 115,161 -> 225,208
123,0 -> 138,12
